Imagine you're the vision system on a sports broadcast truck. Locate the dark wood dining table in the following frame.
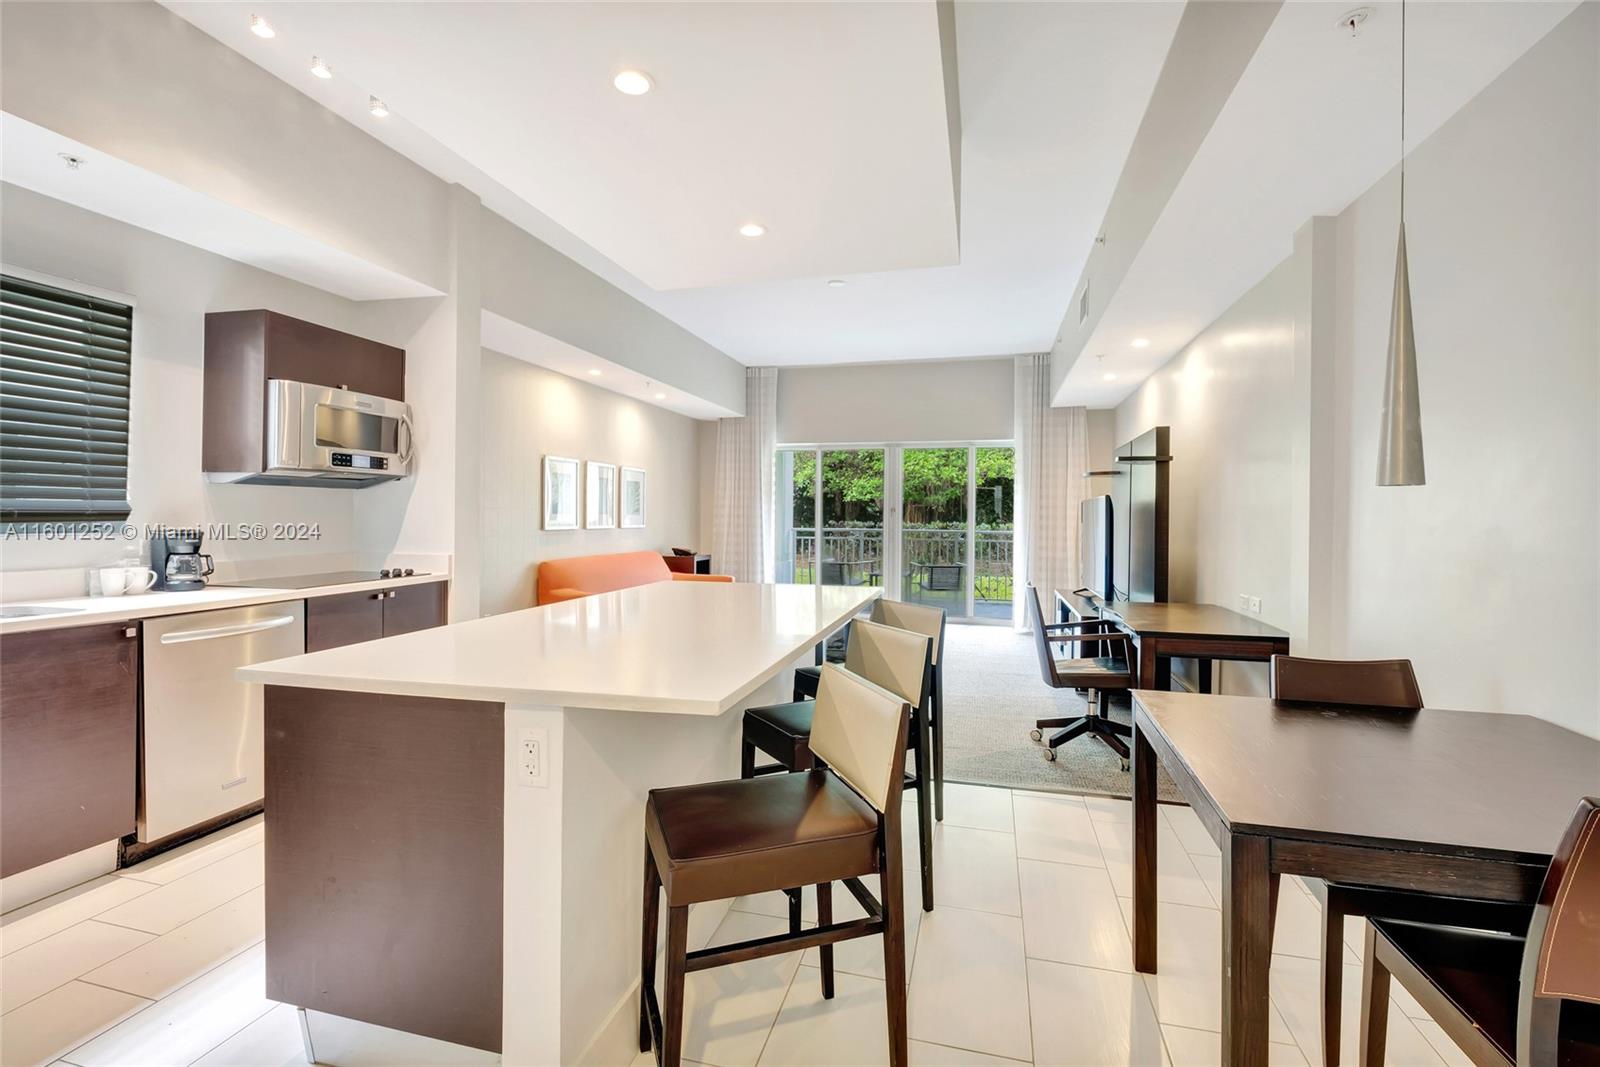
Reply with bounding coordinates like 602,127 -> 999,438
1055,591 -> 1291,690
1130,689 -> 1600,1066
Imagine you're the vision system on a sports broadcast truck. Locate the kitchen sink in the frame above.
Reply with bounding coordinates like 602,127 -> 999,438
0,605 -> 86,619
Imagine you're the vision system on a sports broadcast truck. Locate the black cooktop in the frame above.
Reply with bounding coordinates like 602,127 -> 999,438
219,570 -> 428,590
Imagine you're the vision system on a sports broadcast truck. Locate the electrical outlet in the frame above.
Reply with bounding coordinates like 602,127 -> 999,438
517,727 -> 549,788
1248,596 -> 1262,614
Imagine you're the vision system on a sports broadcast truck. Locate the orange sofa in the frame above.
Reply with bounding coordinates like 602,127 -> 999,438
536,550 -> 732,605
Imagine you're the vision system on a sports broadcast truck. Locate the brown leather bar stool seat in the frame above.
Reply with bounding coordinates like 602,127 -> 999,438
741,617 -> 936,911
641,665 -> 914,1067
645,770 -> 880,910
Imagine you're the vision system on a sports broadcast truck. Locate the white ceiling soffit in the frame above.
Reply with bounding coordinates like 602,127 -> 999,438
481,311 -> 739,421
161,0 -> 1183,368
0,113 -> 441,302
1061,0 -> 1579,407
165,1 -> 959,294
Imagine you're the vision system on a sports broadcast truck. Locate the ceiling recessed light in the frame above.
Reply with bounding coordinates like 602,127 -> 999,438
588,368 -> 603,377
1131,337 -> 1150,348
739,223 -> 767,239
1102,372 -> 1118,382
613,70 -> 654,96
369,96 -> 389,118
309,55 -> 332,79
827,279 -> 846,288
249,14 -> 275,38
653,392 -> 667,401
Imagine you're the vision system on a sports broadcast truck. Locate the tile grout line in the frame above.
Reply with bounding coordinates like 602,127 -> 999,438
1009,790 -> 1038,1065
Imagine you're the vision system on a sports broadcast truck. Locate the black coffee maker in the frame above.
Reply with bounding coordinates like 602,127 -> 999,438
150,528 -> 215,591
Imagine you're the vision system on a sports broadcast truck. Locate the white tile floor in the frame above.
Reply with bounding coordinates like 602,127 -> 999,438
0,787 -> 1471,1067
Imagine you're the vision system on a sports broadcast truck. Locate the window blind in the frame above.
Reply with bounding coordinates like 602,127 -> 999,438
0,274 -> 133,522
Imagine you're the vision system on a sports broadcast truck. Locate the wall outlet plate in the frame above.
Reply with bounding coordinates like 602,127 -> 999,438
517,727 -> 549,788
1238,593 -> 1250,611
1248,596 -> 1262,614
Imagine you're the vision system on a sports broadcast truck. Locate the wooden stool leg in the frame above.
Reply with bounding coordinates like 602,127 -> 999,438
1323,892 -> 1346,1066
882,851 -> 910,1066
1268,872 -> 1281,955
913,708 -> 935,912
817,880 -> 835,999
786,887 -> 803,935
661,905 -> 690,1067
639,843 -> 661,1053
740,738 -> 755,779
1358,923 -> 1389,1067
932,678 -> 945,823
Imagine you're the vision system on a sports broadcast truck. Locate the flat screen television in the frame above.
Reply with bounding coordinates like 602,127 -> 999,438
1079,494 -> 1113,600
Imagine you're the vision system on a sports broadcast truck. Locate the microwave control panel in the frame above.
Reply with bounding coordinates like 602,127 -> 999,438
330,452 -> 388,471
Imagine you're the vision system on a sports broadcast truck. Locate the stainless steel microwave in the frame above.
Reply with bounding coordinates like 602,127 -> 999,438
243,379 -> 413,487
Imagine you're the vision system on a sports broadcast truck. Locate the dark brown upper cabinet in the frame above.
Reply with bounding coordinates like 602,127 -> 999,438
202,310 -> 405,476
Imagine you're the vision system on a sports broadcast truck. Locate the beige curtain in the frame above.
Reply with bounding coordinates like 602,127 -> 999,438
1012,354 -> 1088,630
711,368 -> 778,583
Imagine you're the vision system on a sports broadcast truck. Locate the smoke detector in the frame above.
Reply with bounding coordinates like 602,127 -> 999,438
57,152 -> 85,170
1337,8 -> 1371,37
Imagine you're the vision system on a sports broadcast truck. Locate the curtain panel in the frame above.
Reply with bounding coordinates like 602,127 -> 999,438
1012,354 -> 1088,630
711,367 -> 778,583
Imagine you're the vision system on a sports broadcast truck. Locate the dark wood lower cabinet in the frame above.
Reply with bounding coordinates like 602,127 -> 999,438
383,581 -> 448,638
305,590 -> 386,652
0,623 -> 139,877
304,580 -> 448,652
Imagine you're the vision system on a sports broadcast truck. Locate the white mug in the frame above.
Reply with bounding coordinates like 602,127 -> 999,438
98,567 -> 129,596
122,566 -> 158,593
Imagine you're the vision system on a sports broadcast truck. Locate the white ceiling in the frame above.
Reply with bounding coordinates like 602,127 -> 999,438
1060,0 -> 1579,406
164,1 -> 960,294
161,0 -> 1184,368
0,114 -> 440,302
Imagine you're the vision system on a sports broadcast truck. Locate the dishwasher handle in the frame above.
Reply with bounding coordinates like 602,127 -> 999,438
158,614 -> 299,645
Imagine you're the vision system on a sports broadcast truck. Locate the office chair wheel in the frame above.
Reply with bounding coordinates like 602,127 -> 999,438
1029,728 -> 1043,742
1043,748 -> 1057,762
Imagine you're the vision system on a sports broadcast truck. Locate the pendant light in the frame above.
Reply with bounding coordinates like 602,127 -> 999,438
1377,0 -> 1425,485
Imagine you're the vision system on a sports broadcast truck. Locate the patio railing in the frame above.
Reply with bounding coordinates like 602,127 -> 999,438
786,526 -> 1014,612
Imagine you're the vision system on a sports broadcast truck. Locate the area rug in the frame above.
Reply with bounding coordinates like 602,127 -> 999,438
939,623 -> 1182,802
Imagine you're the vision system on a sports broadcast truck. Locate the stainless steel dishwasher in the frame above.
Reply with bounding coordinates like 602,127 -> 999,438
140,601 -> 304,842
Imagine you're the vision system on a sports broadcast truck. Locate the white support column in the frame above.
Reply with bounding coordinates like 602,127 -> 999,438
1288,216 -> 1338,654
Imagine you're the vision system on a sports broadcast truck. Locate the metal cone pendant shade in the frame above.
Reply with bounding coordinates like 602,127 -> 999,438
1377,221 -> 1425,485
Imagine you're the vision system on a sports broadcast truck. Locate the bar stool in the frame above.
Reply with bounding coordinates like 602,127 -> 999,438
744,618 -> 936,911
640,665 -> 913,1067
794,599 -> 947,820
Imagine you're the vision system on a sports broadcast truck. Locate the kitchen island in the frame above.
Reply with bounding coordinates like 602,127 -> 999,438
238,579 -> 877,1067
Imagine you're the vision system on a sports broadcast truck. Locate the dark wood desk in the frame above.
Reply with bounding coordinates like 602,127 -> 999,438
1130,690 -> 1600,1066
1054,592 -> 1290,690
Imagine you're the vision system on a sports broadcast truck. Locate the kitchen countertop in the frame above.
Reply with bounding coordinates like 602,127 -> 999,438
239,580 -> 878,715
0,572 -> 449,635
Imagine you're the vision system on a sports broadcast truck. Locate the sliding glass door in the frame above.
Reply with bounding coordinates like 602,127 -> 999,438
775,447 -> 884,590
778,443 -> 1013,620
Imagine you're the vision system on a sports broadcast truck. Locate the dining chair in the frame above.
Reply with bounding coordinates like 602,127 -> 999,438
742,617 -> 937,911
1024,584 -> 1135,766
1358,796 -> 1600,1067
793,599 -> 949,821
1270,654 -> 1534,1066
640,665 -> 914,1067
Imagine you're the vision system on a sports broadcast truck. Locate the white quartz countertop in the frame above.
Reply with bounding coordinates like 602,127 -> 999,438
239,581 -> 879,715
0,572 -> 448,635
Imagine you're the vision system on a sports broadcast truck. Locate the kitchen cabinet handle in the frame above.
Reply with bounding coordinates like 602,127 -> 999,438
371,592 -> 384,600
158,615 -> 298,644
387,590 -> 398,599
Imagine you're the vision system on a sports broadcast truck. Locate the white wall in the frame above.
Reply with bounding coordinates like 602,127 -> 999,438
777,357 -> 1014,444
1112,4 -> 1598,728
0,184 -> 419,575
1115,258 -> 1298,695
1327,3 -> 1598,736
478,350 -> 703,615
